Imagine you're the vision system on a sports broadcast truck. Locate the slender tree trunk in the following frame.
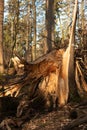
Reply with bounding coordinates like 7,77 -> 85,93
59,0 -> 78,104
11,0 -> 19,55
46,0 -> 55,52
0,0 -> 4,73
81,0 -> 84,46
31,0 -> 36,61
25,1 -> 31,62
68,0 -> 78,99
15,0 -> 19,51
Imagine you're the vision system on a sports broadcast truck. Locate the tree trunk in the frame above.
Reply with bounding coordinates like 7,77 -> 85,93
25,0 -> 31,62
31,0 -> 36,61
0,0 -> 4,73
67,0 -> 78,100
46,0 -> 55,52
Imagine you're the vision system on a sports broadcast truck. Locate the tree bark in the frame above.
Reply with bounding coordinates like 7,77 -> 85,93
46,0 -> 55,52
66,0 -> 78,99
0,0 -> 4,73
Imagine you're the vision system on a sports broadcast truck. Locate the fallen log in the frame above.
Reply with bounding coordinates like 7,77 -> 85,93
63,115 -> 87,130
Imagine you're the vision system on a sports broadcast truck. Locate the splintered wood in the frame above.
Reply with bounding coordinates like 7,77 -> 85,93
0,49 -> 69,108
75,59 -> 87,98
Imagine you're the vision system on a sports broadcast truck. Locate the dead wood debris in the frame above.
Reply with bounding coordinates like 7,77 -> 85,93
75,58 -> 87,99
0,49 -> 86,130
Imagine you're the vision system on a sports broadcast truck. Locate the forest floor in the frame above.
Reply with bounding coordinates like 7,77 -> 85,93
22,106 -> 71,130
21,102 -> 87,130
0,102 -> 86,130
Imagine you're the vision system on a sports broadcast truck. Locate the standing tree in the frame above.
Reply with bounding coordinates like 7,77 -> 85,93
46,0 -> 55,52
0,0 -> 4,73
31,0 -> 37,61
